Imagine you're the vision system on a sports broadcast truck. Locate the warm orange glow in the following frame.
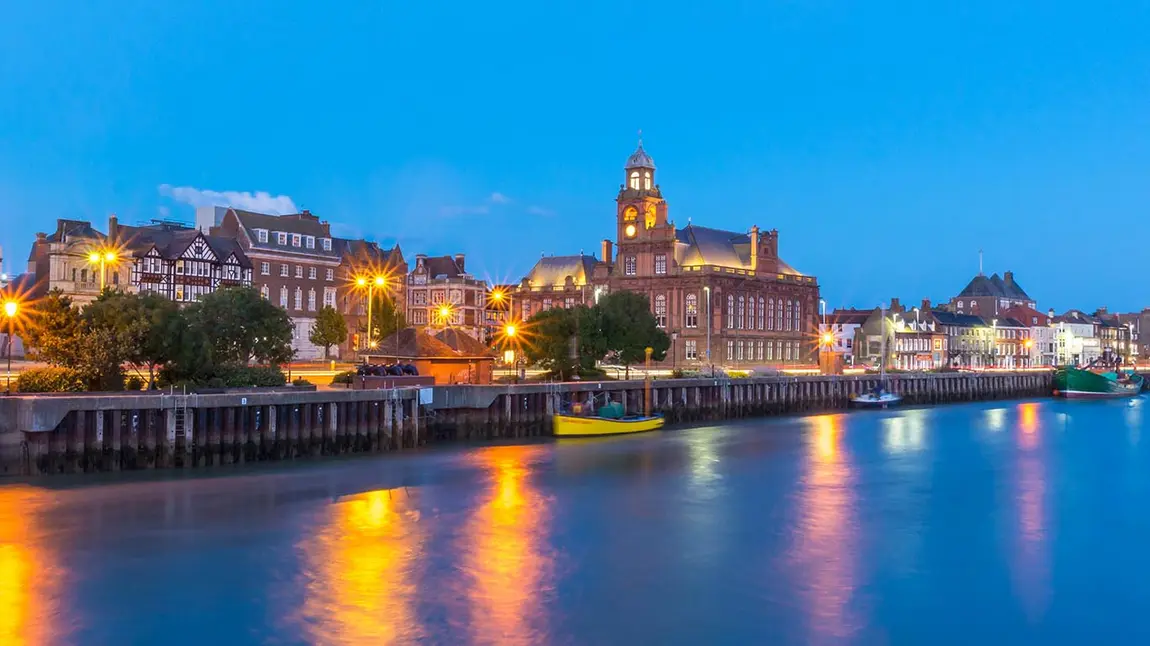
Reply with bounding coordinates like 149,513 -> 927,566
298,488 -> 425,644
462,447 -> 552,644
0,488 -> 65,646
438,305 -> 451,319
821,332 -> 834,346
356,277 -> 367,287
87,252 -> 100,264
490,290 -> 504,302
2,301 -> 15,318
1024,339 -> 1034,349
104,251 -> 116,262
504,324 -> 517,338
624,223 -> 637,238
373,276 -> 385,287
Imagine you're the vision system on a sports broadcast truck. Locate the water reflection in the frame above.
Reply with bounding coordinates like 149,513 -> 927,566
882,410 -> 926,454
460,446 -> 553,645
298,488 -> 424,645
792,414 -> 858,642
985,407 -> 1008,433
0,488 -> 65,646
1012,402 -> 1050,621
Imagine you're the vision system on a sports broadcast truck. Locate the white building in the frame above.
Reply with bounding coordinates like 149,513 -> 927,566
821,310 -> 870,364
1054,310 -> 1101,367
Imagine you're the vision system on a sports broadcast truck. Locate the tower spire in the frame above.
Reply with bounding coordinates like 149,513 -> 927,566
978,249 -> 984,276
638,128 -> 643,147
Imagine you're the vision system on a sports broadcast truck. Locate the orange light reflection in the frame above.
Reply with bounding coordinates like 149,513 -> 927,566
461,447 -> 552,645
0,488 -> 64,646
299,489 -> 424,646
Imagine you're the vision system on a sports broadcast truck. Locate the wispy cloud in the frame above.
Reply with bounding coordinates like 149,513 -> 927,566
158,184 -> 298,215
526,205 -> 556,217
490,192 -> 512,204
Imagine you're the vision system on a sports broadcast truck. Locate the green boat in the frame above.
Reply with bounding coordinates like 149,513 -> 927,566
1053,367 -> 1144,399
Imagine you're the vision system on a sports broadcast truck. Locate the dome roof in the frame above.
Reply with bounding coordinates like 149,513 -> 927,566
625,142 -> 655,170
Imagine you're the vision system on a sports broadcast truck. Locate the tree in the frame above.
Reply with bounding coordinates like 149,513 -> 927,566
597,291 -> 670,379
309,306 -> 348,359
363,292 -> 407,340
522,306 -> 604,380
189,287 -> 294,367
22,289 -> 85,368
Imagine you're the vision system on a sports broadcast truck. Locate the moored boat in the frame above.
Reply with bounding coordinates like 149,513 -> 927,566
1053,367 -> 1144,399
851,390 -> 903,409
553,413 -> 665,437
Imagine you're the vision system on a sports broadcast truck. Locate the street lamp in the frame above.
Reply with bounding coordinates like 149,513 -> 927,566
991,318 -> 998,369
355,275 -> 387,352
703,286 -> 712,375
438,304 -> 453,326
87,248 -> 118,291
3,300 -> 16,395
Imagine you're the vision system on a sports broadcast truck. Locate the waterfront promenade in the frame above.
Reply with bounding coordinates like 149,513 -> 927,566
0,371 -> 1050,476
1,398 -> 1147,644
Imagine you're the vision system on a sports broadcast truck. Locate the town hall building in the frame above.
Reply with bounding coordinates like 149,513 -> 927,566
514,139 -> 821,369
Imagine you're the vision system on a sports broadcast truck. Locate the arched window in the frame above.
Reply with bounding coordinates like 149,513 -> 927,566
776,299 -> 784,331
737,295 -> 745,330
685,293 -> 698,328
643,171 -> 652,190
727,295 -> 734,329
793,299 -> 801,332
767,297 -> 775,330
654,294 -> 667,328
758,297 -> 766,329
630,171 -> 640,190
747,296 -> 755,331
785,300 -> 793,331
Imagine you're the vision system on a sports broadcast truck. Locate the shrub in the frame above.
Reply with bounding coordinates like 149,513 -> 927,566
292,378 -> 312,387
125,375 -> 145,391
221,366 -> 287,388
330,370 -> 355,386
16,367 -> 87,393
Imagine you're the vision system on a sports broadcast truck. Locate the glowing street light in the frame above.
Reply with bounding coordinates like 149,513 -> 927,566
504,323 -> 517,338
438,304 -> 453,326
354,274 -> 389,351
3,299 -> 17,395
87,247 -> 119,291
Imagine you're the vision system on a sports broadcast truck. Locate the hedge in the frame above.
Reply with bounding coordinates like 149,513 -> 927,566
16,367 -> 87,393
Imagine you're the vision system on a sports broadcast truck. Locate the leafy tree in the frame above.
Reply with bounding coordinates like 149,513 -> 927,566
361,292 -> 407,342
85,291 -> 184,388
522,306 -> 603,380
189,287 -> 294,367
22,289 -> 85,368
309,306 -> 348,359
596,291 -> 670,379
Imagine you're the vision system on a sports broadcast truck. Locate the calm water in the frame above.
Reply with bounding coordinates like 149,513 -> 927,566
2,398 -> 1150,644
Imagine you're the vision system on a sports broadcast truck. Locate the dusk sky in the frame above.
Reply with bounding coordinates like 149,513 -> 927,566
2,2 -> 1148,311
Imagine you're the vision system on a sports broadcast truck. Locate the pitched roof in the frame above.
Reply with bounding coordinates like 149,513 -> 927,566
375,328 -> 492,359
434,328 -> 496,356
674,224 -> 803,275
1000,305 -> 1051,326
931,310 -> 989,327
228,209 -> 339,257
827,310 -> 872,325
956,272 -> 1032,301
625,142 -> 656,170
120,224 -> 253,268
523,254 -> 599,288
420,255 -> 465,279
1055,310 -> 1097,325
43,219 -> 105,244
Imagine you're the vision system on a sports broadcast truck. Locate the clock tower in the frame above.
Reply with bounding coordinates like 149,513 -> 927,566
615,136 -> 674,279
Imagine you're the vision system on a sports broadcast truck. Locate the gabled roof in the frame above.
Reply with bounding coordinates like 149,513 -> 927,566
419,255 -> 465,279
956,272 -> 1032,301
120,223 -> 253,268
523,254 -> 599,288
1055,310 -> 1097,325
827,309 -> 872,325
931,310 -> 989,327
434,328 -> 495,357
674,224 -> 803,275
228,209 -> 340,257
43,219 -> 105,244
1000,305 -> 1051,326
375,328 -> 493,359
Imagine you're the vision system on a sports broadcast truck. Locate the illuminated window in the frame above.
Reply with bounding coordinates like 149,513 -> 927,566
630,171 -> 640,190
747,296 -> 755,330
654,254 -> 667,274
260,284 -> 269,299
737,295 -> 745,330
307,289 -> 316,311
785,300 -> 793,331
757,340 -> 764,361
767,342 -> 774,361
757,297 -> 765,329
793,299 -> 802,331
685,293 -> 698,328
294,287 -> 303,310
727,340 -> 734,361
624,255 -> 637,276
643,171 -> 652,190
279,286 -> 288,308
768,297 -> 775,330
777,299 -> 784,332
737,340 -> 744,361
685,339 -> 697,360
654,294 -> 667,328
727,295 -> 734,329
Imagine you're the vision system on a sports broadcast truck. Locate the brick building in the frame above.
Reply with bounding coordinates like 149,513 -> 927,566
406,254 -> 487,341
335,239 -> 407,356
514,139 -> 821,369
950,270 -> 1036,317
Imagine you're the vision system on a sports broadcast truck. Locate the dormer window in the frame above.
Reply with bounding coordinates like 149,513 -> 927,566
629,171 -> 640,190
256,229 -> 269,243
291,234 -> 301,247
276,232 -> 288,245
305,236 -> 315,249
321,238 -> 332,251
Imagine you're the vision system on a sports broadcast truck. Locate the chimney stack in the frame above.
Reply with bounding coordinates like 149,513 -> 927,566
108,214 -> 118,241
890,297 -> 902,312
454,253 -> 465,272
921,298 -> 931,311
1004,270 -> 1014,285
601,239 -> 613,264
749,225 -> 760,271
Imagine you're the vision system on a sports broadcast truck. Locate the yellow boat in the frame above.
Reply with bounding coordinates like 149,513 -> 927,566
552,414 -> 665,437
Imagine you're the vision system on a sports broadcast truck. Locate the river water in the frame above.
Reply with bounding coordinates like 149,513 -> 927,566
1,398 -> 1149,644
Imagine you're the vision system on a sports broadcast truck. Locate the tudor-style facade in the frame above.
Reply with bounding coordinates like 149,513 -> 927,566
127,223 -> 252,302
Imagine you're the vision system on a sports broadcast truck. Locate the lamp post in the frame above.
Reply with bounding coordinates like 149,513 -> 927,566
991,318 -> 998,369
3,300 -> 16,395
356,275 -> 387,352
704,286 -> 712,376
87,249 -> 118,291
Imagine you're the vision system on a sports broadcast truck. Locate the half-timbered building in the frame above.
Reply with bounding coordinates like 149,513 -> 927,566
123,222 -> 252,302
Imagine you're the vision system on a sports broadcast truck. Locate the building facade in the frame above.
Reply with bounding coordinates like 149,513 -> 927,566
26,218 -> 126,304
407,254 -> 487,340
1116,309 -> 1150,360
1001,305 -> 1054,367
513,140 -> 820,370
336,239 -> 406,356
950,270 -> 1036,318
1053,310 -> 1101,367
820,309 -> 870,364
213,209 -> 343,360
124,221 -> 252,302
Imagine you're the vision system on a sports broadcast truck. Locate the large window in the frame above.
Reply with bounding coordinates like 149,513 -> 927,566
737,295 -> 745,330
629,171 -> 640,190
758,297 -> 765,330
654,254 -> 667,275
757,340 -> 764,361
685,339 -> 697,361
294,287 -> 303,311
624,255 -> 637,276
279,286 -> 288,308
727,295 -> 734,329
307,289 -> 316,312
785,300 -> 793,331
685,293 -> 698,328
643,171 -> 652,190
654,294 -> 667,328
726,340 -> 734,361
793,300 -> 802,332
768,297 -> 775,330
747,296 -> 755,331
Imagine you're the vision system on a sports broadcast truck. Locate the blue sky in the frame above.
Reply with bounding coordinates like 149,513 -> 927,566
2,2 -> 1148,311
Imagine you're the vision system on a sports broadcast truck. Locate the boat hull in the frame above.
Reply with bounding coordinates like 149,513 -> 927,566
553,414 -> 665,437
1054,368 -> 1144,399
850,395 -> 903,409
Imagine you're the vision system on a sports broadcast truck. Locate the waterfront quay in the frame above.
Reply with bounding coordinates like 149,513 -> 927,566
0,371 -> 1051,476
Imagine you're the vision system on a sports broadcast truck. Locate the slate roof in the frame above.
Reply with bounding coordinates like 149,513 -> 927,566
420,255 -> 465,279
931,310 -> 989,327
523,254 -> 599,288
376,328 -> 492,359
43,219 -> 106,244
1054,310 -> 1097,325
229,209 -> 339,258
434,328 -> 496,357
956,272 -> 1032,301
827,310 -> 872,326
120,223 -> 253,268
625,143 -> 655,170
674,224 -> 802,275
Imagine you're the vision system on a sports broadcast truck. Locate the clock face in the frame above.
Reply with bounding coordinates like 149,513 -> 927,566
623,206 -> 638,221
644,204 -> 657,229
624,223 -> 637,238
